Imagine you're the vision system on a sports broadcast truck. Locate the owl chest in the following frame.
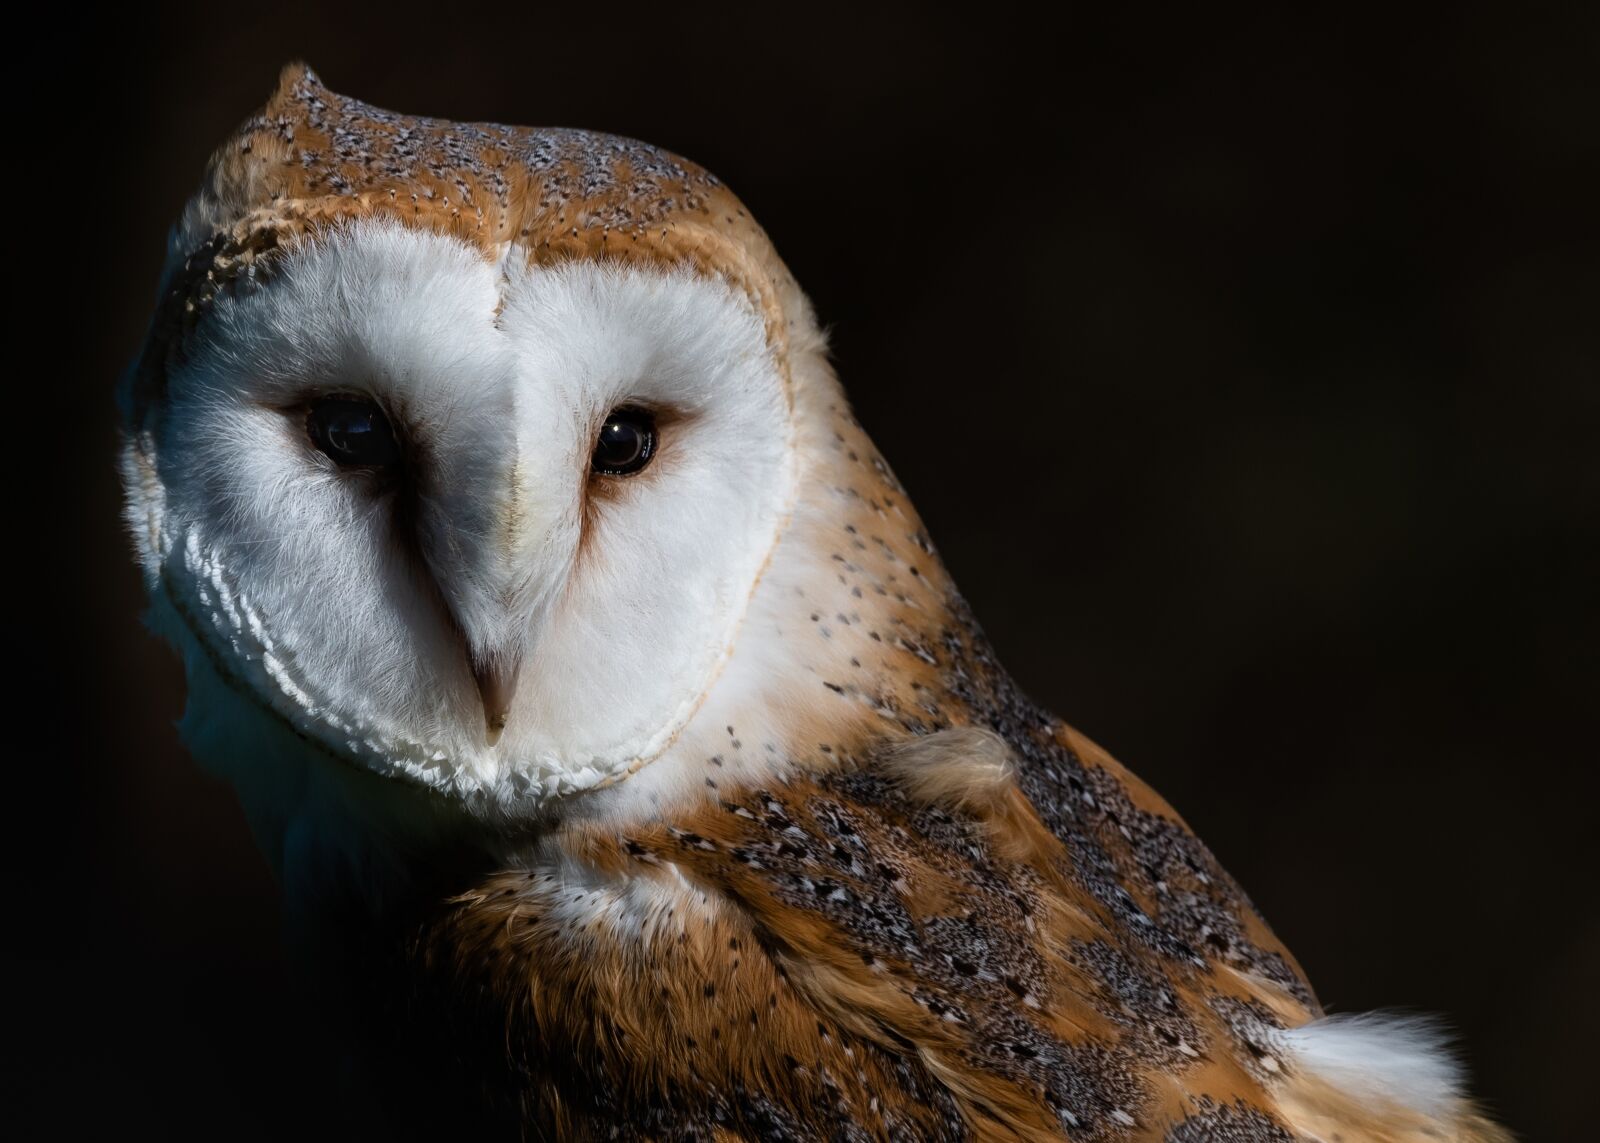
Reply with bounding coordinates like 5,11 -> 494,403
406,857 -> 976,1140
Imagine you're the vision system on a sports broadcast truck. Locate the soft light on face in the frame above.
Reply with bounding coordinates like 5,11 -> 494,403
125,221 -> 796,808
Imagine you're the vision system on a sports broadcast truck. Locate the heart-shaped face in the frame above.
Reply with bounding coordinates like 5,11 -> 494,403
127,222 -> 797,807
120,64 -> 959,841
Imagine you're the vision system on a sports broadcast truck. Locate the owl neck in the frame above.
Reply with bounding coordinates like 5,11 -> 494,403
157,548 -> 1009,933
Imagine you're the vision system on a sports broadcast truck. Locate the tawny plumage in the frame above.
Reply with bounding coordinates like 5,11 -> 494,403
120,65 -> 1507,1141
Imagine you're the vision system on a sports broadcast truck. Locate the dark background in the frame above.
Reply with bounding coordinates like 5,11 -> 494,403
33,4 -> 1594,1139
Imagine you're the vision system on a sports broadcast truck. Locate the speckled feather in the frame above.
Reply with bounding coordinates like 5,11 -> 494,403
129,63 -> 801,429
134,67 -> 1509,1142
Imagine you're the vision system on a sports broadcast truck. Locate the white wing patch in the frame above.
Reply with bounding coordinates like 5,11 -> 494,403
1275,1011 -> 1486,1131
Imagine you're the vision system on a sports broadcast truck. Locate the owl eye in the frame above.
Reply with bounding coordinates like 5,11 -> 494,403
306,397 -> 401,469
592,407 -> 657,476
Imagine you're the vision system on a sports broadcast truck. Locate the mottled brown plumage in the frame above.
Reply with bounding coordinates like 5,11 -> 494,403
125,66 -> 1510,1142
422,716 -> 1318,1140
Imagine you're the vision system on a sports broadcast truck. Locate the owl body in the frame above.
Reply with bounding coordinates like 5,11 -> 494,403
121,66 -> 1506,1141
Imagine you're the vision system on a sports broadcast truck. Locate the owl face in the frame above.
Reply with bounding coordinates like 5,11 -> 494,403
124,221 -> 796,805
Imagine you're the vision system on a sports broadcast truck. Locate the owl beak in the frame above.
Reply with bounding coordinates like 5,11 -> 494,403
471,653 -> 522,747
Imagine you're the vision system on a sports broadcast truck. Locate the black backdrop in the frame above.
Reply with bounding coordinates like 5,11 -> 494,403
36,4 -> 1595,1139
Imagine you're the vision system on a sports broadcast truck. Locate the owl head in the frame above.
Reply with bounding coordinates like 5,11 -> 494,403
122,66 -> 962,836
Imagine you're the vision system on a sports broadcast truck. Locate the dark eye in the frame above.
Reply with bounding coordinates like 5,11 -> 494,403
592,407 -> 657,476
306,397 -> 401,469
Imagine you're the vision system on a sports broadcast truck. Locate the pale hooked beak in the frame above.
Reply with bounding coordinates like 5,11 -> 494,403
471,653 -> 523,747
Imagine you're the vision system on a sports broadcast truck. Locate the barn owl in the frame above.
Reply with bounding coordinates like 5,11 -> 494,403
120,65 -> 1507,1141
